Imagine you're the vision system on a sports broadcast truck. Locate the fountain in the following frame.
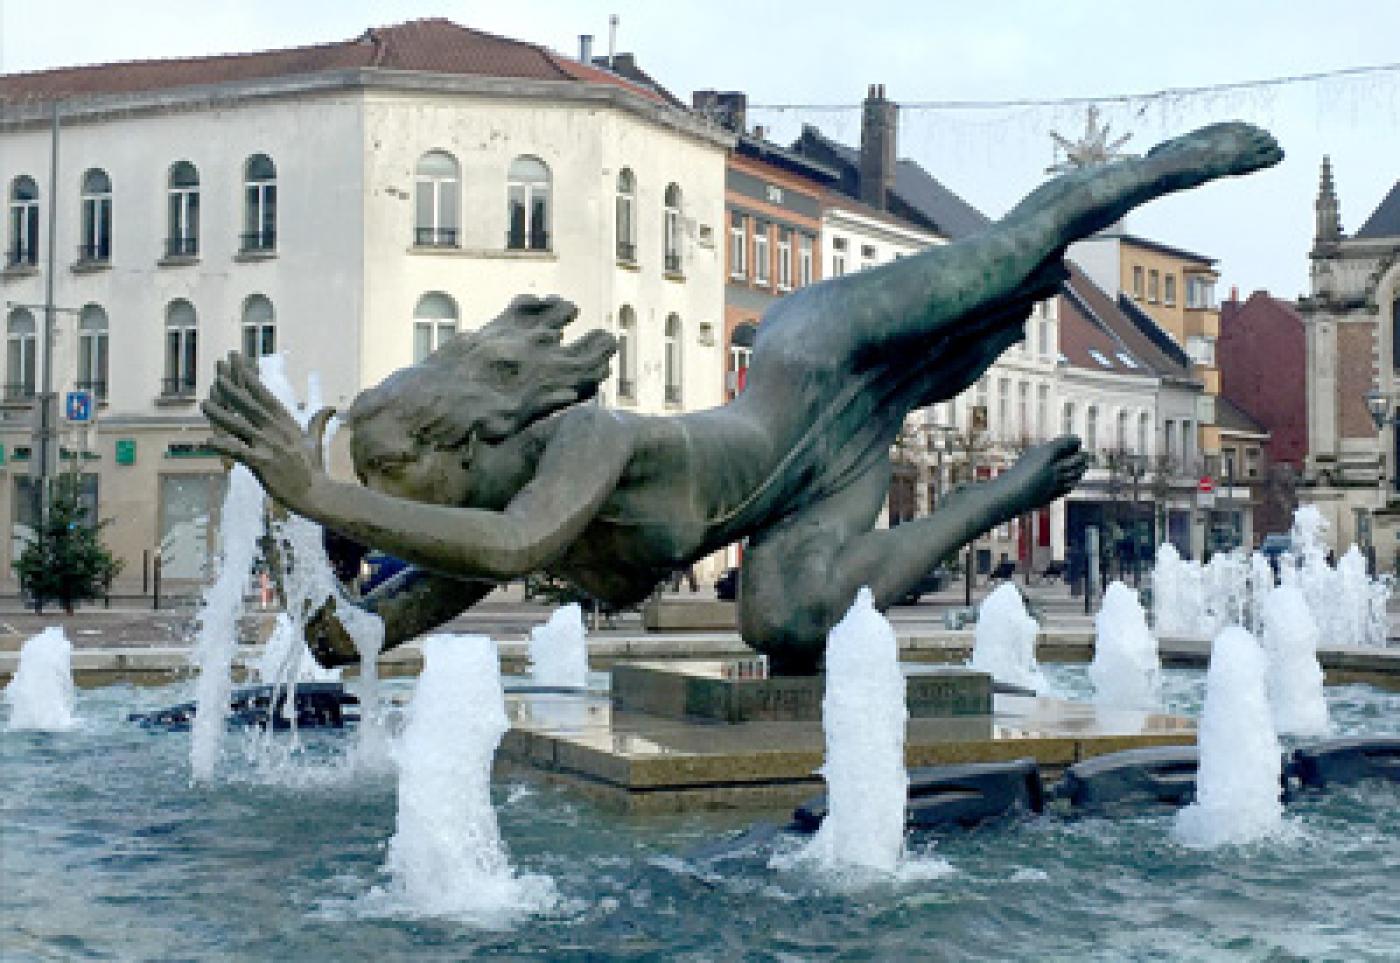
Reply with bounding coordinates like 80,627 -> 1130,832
1090,581 -> 1161,709
3,627 -> 78,731
1173,626 -> 1284,847
527,602 -> 588,688
1259,584 -> 1330,737
775,588 -> 911,878
1150,543 -> 1204,637
970,583 -> 1048,693
363,634 -> 557,923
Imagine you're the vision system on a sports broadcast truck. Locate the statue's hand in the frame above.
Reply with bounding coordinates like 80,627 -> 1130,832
202,352 -> 335,514
304,596 -> 359,669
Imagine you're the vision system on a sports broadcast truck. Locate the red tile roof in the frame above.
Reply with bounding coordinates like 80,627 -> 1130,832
0,18 -> 667,106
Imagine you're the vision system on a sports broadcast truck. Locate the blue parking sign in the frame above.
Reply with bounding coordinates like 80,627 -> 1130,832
65,390 -> 93,423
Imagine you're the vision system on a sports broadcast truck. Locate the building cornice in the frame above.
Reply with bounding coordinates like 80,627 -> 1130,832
0,67 -> 736,150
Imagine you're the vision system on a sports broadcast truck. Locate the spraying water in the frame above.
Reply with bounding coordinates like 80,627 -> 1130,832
527,603 -> 588,688
970,583 -> 1048,693
255,613 -> 342,684
189,464 -> 266,781
778,588 -> 909,877
1150,543 -> 1204,637
1259,584 -> 1330,737
3,627 -> 78,731
365,634 -> 557,923
1173,626 -> 1284,847
1090,581 -> 1161,709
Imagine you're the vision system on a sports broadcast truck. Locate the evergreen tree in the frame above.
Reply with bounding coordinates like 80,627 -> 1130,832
13,473 -> 123,614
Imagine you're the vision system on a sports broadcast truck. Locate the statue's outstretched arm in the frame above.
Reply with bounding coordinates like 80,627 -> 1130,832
203,355 -> 635,581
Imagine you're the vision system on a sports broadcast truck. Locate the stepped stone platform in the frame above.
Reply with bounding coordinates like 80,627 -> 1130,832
499,659 -> 1196,812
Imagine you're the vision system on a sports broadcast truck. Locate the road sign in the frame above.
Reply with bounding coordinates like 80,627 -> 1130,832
1198,475 -> 1215,494
64,390 -> 93,423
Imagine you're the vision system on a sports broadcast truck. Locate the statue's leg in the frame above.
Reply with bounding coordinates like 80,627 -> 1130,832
739,437 -> 1086,674
305,568 -> 495,667
782,122 -> 1282,357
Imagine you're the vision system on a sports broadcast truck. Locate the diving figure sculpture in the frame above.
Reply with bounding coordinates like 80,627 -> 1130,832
203,122 -> 1282,674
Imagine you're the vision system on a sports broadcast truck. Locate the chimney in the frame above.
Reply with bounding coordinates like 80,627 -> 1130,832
1314,155 -> 1342,250
578,34 -> 593,63
860,83 -> 897,210
692,89 -> 747,134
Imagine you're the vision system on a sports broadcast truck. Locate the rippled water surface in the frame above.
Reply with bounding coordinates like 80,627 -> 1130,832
3,671 -> 1398,961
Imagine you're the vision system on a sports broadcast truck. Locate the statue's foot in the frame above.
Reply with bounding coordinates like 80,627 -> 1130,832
1001,435 -> 1089,512
1145,122 -> 1283,184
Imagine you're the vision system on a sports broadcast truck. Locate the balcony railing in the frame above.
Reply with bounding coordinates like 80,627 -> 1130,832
4,247 -> 38,269
616,240 -> 637,263
76,241 -> 111,264
161,375 -> 196,398
239,230 -> 276,253
3,382 -> 35,402
76,379 -> 108,402
664,251 -> 682,273
414,227 -> 458,248
506,230 -> 550,252
164,236 -> 198,258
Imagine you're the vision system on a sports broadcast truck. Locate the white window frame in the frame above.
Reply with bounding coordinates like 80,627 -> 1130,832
243,154 -> 277,252
798,234 -> 813,287
7,175 -> 40,268
79,169 -> 112,264
412,292 -> 458,363
5,306 -> 37,400
415,150 -> 460,248
777,229 -> 792,291
617,306 -> 637,402
166,161 -> 199,258
664,313 -> 682,405
729,212 -> 746,278
663,183 -> 683,272
753,223 -> 770,285
241,294 -> 276,361
77,304 -> 109,401
163,299 -> 197,396
616,168 -> 636,263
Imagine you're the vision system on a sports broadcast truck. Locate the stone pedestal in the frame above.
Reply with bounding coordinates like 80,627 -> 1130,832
611,660 -> 991,723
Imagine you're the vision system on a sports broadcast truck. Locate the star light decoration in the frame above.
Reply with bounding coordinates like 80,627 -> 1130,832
1046,106 -> 1135,174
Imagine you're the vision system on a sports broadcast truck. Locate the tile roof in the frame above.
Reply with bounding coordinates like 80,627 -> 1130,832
790,125 -> 990,240
1214,394 -> 1268,435
1355,180 -> 1400,240
0,18 -> 666,105
1061,262 -> 1194,381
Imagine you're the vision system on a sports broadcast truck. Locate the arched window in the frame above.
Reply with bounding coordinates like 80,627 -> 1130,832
241,294 -> 276,360
1062,402 -> 1075,438
163,299 -> 197,396
414,151 -> 459,247
663,183 -> 683,273
1085,405 -> 1099,453
664,313 -> 682,405
243,154 -> 276,252
77,304 -> 109,401
615,168 -> 636,262
1137,412 -> 1151,457
507,156 -> 550,251
5,307 -> 36,400
413,292 -> 457,362
166,161 -> 199,258
7,175 -> 40,268
617,305 -> 637,402
79,169 -> 112,264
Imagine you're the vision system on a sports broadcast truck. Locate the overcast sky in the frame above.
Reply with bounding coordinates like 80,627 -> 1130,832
4,0 -> 1396,300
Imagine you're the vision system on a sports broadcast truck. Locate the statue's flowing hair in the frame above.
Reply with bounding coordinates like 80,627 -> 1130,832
344,295 -> 617,450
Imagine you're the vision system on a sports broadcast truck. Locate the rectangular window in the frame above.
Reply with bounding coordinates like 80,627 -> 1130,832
799,234 -> 813,287
1038,314 -> 1051,356
1164,274 -> 1177,306
159,473 -> 223,580
832,236 -> 847,277
1036,384 -> 1048,440
1017,382 -> 1029,441
1148,269 -> 1160,303
997,377 -> 1010,438
777,229 -> 792,290
729,212 -> 746,278
1245,447 -> 1261,478
1132,265 -> 1144,299
860,243 -> 876,263
753,223 -> 770,285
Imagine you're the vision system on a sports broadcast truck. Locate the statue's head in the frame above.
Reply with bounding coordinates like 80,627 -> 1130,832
344,295 -> 616,505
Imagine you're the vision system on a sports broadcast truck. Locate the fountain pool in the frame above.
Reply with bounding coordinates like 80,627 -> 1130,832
4,670 -> 1398,960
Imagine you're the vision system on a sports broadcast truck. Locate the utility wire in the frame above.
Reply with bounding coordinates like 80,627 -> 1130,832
751,62 -> 1400,112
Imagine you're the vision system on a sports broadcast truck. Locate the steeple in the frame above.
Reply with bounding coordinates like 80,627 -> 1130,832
1314,155 -> 1342,250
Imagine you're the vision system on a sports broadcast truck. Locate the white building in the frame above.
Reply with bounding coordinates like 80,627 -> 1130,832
0,19 -> 731,587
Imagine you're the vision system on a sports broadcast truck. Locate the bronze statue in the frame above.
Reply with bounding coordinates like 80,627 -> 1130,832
204,122 -> 1282,674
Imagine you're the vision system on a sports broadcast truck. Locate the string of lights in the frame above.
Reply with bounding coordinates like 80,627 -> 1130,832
750,62 -> 1400,112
